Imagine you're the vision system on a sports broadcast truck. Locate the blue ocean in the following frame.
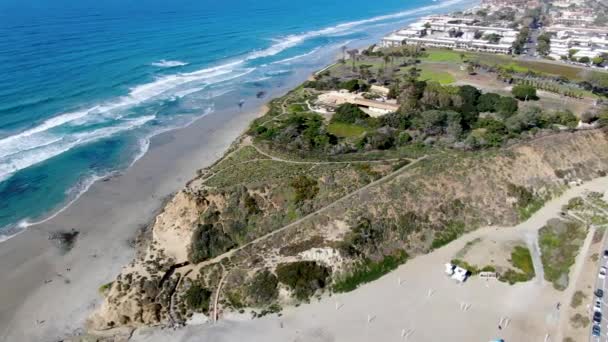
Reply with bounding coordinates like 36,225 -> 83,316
0,0 -> 472,237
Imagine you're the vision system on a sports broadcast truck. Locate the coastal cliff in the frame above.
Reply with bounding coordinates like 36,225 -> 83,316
89,128 -> 608,331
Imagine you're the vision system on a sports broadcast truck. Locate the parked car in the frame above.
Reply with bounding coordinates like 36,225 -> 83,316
595,300 -> 602,312
593,324 -> 601,337
600,267 -> 607,279
604,249 -> 608,258
597,289 -> 604,298
594,311 -> 602,324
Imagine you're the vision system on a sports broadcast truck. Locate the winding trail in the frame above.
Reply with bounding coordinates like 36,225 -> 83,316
196,154 -> 428,269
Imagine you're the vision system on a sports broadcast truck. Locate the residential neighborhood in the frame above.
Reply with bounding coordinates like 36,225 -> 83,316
381,0 -> 608,69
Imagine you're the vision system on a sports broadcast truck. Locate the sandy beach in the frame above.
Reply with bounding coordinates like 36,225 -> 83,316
126,177 -> 608,342
0,98 -> 271,341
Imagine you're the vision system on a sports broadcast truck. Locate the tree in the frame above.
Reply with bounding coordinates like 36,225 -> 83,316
537,32 -> 551,57
496,97 -> 518,117
483,33 -> 502,44
477,93 -> 501,112
341,45 -> 348,63
568,49 -> 579,61
592,56 -> 605,66
578,56 -> 590,64
331,103 -> 369,124
512,84 -> 537,101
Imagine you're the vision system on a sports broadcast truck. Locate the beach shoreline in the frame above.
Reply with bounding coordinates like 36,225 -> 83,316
0,1 -> 480,340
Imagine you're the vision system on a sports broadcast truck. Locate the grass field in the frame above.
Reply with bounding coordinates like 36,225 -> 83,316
419,68 -> 455,84
327,122 -> 368,138
422,49 -> 469,63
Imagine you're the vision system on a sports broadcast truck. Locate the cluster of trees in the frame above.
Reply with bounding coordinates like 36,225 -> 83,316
511,84 -> 538,101
537,32 -> 551,57
512,27 -> 530,55
275,261 -> 331,300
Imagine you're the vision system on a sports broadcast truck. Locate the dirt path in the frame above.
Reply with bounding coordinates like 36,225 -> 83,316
196,155 -> 428,268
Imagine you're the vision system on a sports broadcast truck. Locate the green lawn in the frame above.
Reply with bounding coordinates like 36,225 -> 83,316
419,68 -> 455,84
327,122 -> 367,138
422,49 -> 469,63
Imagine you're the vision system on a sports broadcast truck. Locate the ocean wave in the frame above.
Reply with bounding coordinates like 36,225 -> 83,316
0,115 -> 155,183
245,0 -> 465,62
151,59 -> 189,68
271,47 -> 322,64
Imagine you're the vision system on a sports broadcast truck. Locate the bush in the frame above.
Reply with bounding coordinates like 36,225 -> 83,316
512,84 -> 537,101
290,175 -> 319,203
431,221 -> 465,250
477,92 -> 501,112
331,103 -> 370,124
333,250 -> 409,293
339,79 -> 362,92
247,269 -> 279,306
276,261 -> 331,300
189,224 -> 236,263
496,96 -> 518,117
184,284 -> 212,312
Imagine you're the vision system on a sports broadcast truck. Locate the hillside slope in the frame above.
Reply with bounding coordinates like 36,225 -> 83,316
89,128 -> 608,331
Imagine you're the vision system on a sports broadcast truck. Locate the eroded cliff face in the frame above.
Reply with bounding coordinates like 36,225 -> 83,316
89,129 -> 608,331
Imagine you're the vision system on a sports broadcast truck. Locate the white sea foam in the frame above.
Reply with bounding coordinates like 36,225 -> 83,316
0,115 -> 156,183
151,59 -> 189,68
272,47 -> 322,64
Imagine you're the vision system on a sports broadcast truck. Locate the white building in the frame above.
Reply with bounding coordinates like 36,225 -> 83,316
381,16 -> 516,54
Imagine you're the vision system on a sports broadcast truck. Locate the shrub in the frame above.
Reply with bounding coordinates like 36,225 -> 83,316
512,84 -> 537,101
290,175 -> 319,203
431,221 -> 465,250
477,93 -> 501,112
189,223 -> 236,263
333,250 -> 409,293
331,103 -> 370,124
339,79 -> 362,92
184,284 -> 212,312
276,261 -> 331,300
496,96 -> 518,117
247,269 -> 279,306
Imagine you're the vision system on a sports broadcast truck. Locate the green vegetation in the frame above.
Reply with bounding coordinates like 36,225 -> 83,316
419,68 -> 455,85
451,258 -> 496,275
331,103 -> 370,124
507,183 -> 545,220
184,284 -> 212,313
422,49 -> 469,62
499,246 -> 535,284
247,269 -> 279,307
327,122 -> 368,138
291,175 -> 319,203
333,250 -> 409,293
189,223 -> 236,263
511,84 -> 537,101
539,219 -> 587,290
431,221 -> 465,250
99,282 -> 113,295
276,261 -> 331,300
571,290 -> 586,308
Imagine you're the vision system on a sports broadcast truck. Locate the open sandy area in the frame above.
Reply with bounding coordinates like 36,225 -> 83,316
127,177 -> 608,342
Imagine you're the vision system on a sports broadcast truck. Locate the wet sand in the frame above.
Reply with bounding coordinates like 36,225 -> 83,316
0,99 -> 268,341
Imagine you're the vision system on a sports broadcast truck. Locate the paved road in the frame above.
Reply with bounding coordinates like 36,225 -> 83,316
589,201 -> 608,341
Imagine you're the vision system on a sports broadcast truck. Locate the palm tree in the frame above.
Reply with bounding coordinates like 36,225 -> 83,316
347,49 -> 358,72
383,55 -> 391,73
341,45 -> 347,63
